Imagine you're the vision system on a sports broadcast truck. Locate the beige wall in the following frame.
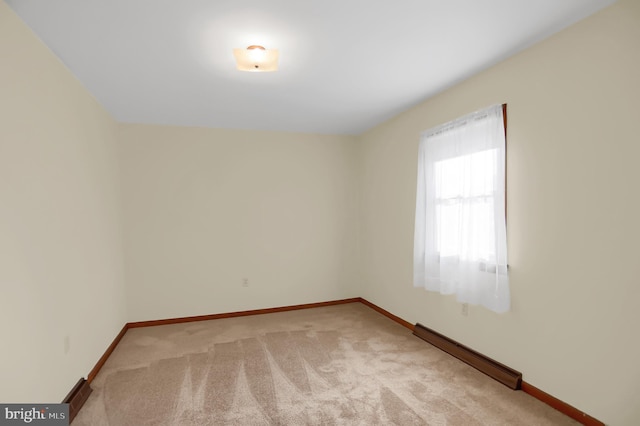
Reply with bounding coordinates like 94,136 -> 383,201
0,1 -> 126,402
357,0 -> 640,424
119,124 -> 359,322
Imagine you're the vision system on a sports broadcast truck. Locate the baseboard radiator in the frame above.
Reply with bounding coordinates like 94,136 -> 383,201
62,378 -> 92,423
413,323 -> 522,390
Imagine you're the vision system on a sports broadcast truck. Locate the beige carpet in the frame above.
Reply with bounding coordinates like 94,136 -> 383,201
74,303 -> 577,425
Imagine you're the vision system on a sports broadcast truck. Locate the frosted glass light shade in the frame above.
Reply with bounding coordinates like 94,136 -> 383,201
233,45 -> 279,72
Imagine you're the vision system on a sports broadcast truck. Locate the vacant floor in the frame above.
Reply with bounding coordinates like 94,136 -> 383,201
74,303 -> 576,425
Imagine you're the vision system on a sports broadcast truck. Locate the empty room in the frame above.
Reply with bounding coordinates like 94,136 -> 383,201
1,0 -> 638,425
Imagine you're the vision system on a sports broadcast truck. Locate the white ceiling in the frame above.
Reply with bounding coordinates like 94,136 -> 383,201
6,0 -> 616,135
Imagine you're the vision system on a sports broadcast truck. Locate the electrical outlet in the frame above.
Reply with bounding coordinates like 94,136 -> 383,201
64,336 -> 70,355
461,303 -> 469,316
242,278 -> 249,287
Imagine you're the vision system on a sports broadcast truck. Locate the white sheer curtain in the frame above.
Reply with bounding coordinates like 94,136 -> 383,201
413,104 -> 510,313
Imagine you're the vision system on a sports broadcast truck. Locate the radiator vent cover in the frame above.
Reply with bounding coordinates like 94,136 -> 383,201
62,377 -> 92,423
413,323 -> 522,390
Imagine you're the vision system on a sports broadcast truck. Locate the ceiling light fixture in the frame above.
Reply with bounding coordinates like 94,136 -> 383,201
233,45 -> 279,72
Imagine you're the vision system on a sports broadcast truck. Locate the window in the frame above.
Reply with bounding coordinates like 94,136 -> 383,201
413,104 -> 509,313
